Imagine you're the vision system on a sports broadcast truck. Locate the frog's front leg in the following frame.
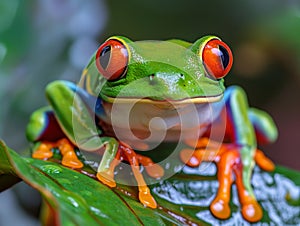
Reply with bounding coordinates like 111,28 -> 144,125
96,140 -> 164,208
182,147 -> 275,222
27,80 -> 161,208
212,86 -> 277,222
210,86 -> 262,222
26,80 -> 103,168
182,86 -> 277,222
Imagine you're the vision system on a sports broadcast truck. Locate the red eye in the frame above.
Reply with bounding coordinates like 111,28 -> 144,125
202,39 -> 233,79
95,39 -> 129,81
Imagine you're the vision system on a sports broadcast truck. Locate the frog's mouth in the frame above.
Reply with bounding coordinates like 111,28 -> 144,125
102,93 -> 223,105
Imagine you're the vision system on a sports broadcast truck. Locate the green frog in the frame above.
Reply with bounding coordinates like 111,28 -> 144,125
26,35 -> 278,222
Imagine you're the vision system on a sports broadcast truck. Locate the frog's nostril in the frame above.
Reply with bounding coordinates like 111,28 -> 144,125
149,74 -> 156,85
149,74 -> 155,80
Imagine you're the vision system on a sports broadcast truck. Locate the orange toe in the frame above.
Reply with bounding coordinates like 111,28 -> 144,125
210,198 -> 231,220
180,149 -> 201,167
61,152 -> 84,169
255,149 -> 275,172
32,149 -> 53,159
144,164 -> 164,179
241,201 -> 263,223
96,172 -> 116,188
139,189 -> 157,209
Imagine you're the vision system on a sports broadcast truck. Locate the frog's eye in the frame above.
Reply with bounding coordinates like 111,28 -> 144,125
202,39 -> 233,79
95,39 -> 129,81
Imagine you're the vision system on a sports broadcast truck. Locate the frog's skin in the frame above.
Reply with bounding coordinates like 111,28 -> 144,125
26,36 -> 278,223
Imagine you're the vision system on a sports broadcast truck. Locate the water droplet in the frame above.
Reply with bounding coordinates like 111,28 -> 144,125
41,164 -> 62,174
90,206 -> 109,218
67,196 -> 79,207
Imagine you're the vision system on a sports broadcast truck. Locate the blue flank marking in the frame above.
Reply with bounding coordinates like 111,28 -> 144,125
39,110 -> 50,137
223,87 -> 237,141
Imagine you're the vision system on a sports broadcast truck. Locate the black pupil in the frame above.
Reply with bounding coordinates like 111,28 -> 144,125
100,45 -> 111,69
219,45 -> 229,69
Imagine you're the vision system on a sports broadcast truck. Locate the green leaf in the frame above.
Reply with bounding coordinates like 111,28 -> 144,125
1,140 -> 300,225
0,141 -> 165,226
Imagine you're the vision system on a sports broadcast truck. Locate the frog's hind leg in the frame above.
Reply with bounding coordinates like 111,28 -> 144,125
26,107 -> 83,168
249,108 -> 278,147
26,107 -> 65,143
27,107 -> 64,159
248,108 -> 277,171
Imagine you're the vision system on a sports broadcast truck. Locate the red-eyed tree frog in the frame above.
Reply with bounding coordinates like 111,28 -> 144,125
26,35 -> 278,223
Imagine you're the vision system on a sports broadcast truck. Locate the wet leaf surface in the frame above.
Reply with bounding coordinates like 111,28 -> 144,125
0,141 -> 300,225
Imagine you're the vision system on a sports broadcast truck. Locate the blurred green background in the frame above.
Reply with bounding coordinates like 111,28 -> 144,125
0,0 -> 300,224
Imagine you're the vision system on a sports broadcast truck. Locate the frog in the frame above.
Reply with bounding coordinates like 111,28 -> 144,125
26,35 -> 278,223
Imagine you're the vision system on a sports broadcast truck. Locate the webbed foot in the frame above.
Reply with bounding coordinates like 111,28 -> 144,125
181,138 -> 274,222
32,142 -> 54,159
138,186 -> 157,209
97,142 -> 159,208
119,142 -> 158,208
96,172 -> 116,188
32,138 -> 84,169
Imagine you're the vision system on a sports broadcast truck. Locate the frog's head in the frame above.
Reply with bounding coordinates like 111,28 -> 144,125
81,35 -> 233,105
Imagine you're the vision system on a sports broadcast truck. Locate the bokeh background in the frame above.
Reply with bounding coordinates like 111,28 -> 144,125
0,0 -> 300,225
